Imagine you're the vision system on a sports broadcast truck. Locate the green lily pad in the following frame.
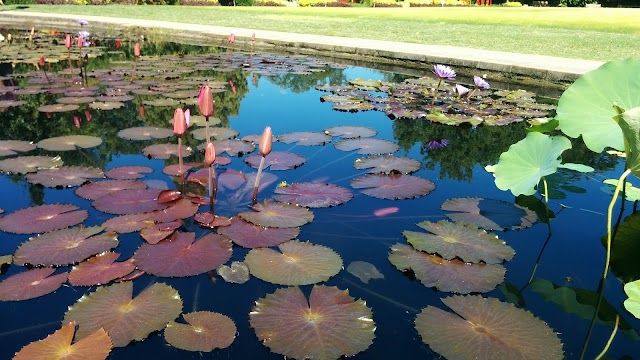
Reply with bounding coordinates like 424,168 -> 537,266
604,211 -> 640,282
493,132 -> 571,196
615,106 -> 640,177
555,59 -> 640,152
624,280 -> 640,319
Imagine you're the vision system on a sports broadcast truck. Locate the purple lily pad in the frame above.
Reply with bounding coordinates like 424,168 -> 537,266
244,151 -> 306,170
273,182 -> 353,208
351,174 -> 435,200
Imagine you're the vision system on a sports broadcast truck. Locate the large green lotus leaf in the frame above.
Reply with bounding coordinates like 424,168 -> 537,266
616,106 -> 640,177
249,285 -> 375,360
555,59 -> 640,152
530,278 -> 639,339
63,282 -> 183,347
494,132 -> 571,196
404,220 -> 514,264
602,178 -> 640,202
415,295 -> 564,360
624,280 -> 640,319
603,212 -> 640,282
244,240 -> 342,285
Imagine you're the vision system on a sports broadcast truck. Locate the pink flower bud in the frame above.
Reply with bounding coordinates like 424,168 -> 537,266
259,126 -> 272,157
204,142 -> 216,167
77,36 -> 84,49
134,42 -> 141,57
39,55 -> 45,67
65,34 -> 72,49
173,108 -> 187,136
198,86 -> 214,117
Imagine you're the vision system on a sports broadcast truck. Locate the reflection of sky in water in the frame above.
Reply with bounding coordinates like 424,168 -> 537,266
0,45 -> 638,360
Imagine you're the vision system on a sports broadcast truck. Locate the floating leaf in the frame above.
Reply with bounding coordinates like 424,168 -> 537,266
415,295 -> 563,360
149,198 -> 199,223
88,102 -> 124,111
441,197 -> 538,231
210,139 -> 255,156
26,166 -> 105,187
102,213 -> 154,233
0,204 -> 87,234
493,132 -> 571,196
244,151 -> 306,170
63,282 -> 183,347
245,240 -> 342,285
324,126 -> 376,138
605,211 -> 640,282
68,252 -> 136,287
104,166 -> 153,180
133,232 -> 232,277
217,261 -> 250,284
0,268 -> 68,301
191,127 -> 239,141
250,286 -> 375,360
117,126 -> 174,141
0,155 -> 63,174
0,140 -> 36,157
92,189 -> 168,215
273,182 -> 353,208
13,322 -> 112,360
624,280 -> 640,319
351,174 -> 435,200
142,143 -> 192,160
403,220 -> 515,264
334,138 -> 399,154
555,59 -> 640,152
76,180 -> 147,200
165,312 -> 236,352
56,96 -> 96,104
346,261 -> 384,284
37,104 -> 79,113
389,243 -> 504,293
218,217 -> 299,248
143,98 -> 180,107
278,131 -> 332,146
140,222 -> 176,245
14,226 -> 118,267
239,202 -> 314,228
37,135 -> 103,151
354,155 -> 420,174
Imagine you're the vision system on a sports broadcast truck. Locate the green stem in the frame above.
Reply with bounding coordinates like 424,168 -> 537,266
604,168 -> 632,279
595,315 -> 619,360
580,277 -> 607,360
431,78 -> 442,109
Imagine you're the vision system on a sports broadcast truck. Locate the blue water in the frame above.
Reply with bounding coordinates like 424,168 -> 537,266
0,40 -> 638,360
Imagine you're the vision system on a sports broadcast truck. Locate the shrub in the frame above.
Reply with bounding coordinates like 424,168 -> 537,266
503,1 -> 522,5
5,0 -> 36,4
409,0 -> 468,6
299,0 -> 351,6
179,0 -> 220,5
254,0 -> 286,5
372,0 -> 401,7
35,0 -> 84,4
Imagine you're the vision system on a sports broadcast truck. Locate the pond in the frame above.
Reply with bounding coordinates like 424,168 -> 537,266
0,27 -> 639,360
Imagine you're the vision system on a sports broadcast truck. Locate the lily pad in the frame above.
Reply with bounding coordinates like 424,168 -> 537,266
0,204 -> 87,234
102,213 -> 154,233
250,285 -> 375,360
273,182 -> 353,208
13,322 -> 112,360
210,139 -> 255,156
415,295 -> 563,360
624,280 -> 640,319
324,125 -> 376,138
354,155 -> 421,174
351,174 -> 435,200
441,197 -> 538,231
133,232 -> 232,277
76,179 -> 147,200
37,135 -> 103,151
68,252 -> 136,287
239,201 -> 314,228
404,220 -> 515,264
389,243 -> 505,293
165,312 -> 236,352
605,211 -> 640,282
346,261 -> 384,284
278,131 -> 332,146
26,166 -> 105,187
142,143 -> 192,160
104,166 -> 154,180
0,268 -> 68,301
334,138 -> 399,155
245,240 -> 342,285
191,127 -> 239,141
92,189 -> 168,215
217,217 -> 299,248
0,155 -> 63,174
117,126 -> 174,141
37,104 -> 79,113
217,261 -> 250,284
244,151 -> 306,170
88,102 -> 124,110
14,226 -> 118,267
63,282 -> 183,347
0,140 -> 36,157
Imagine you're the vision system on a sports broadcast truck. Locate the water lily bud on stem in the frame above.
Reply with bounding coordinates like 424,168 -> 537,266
134,42 -> 141,57
173,108 -> 187,136
65,34 -> 72,49
259,126 -> 273,157
198,86 -> 214,117
204,142 -> 216,167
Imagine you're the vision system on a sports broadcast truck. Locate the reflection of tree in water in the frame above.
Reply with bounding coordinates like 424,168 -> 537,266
268,67 -> 349,94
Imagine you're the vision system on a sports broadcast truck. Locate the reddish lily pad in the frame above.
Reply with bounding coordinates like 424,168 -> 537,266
13,322 -> 112,360
63,282 -> 183,347
37,135 -> 103,151
191,127 -> 239,141
388,243 -> 505,293
133,232 -> 232,277
0,268 -> 68,301
0,155 -> 63,174
104,166 -> 153,180
351,174 -> 435,200
92,189 -> 168,215
14,226 -> 119,267
76,179 -> 147,200
218,217 -> 300,248
245,240 -> 342,285
26,166 -> 105,187
324,126 -> 377,138
165,311 -> 236,352
56,96 -> 96,104
415,295 -> 564,360
403,220 -> 515,264
117,126 -> 174,141
37,104 -> 79,113
149,198 -> 199,223
163,162 -> 199,176
354,155 -> 421,174
102,213 -> 154,233
142,143 -> 192,160
68,252 -> 136,287
277,131 -> 332,146
0,140 -> 36,157
239,202 -> 314,228
88,102 -> 124,110
244,151 -> 306,170
217,261 -> 250,284
441,197 -> 538,231
140,222 -> 177,245
273,182 -> 353,208
210,139 -> 255,156
250,285 -> 375,360
0,204 -> 87,234
334,138 -> 399,154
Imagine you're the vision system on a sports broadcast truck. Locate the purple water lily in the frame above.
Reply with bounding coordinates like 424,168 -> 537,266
473,76 -> 490,90
77,19 -> 88,26
427,139 -> 449,150
431,64 -> 456,109
455,84 -> 470,98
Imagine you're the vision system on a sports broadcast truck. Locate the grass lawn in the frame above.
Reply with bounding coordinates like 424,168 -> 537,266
8,5 -> 640,61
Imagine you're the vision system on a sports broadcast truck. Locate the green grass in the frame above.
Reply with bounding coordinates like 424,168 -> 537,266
9,5 -> 640,61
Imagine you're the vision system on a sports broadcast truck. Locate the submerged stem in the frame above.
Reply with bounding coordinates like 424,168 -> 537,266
431,78 -> 442,109
252,156 -> 266,204
604,169 -> 632,279
595,315 -> 619,360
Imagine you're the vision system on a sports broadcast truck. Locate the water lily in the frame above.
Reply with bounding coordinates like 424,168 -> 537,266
173,108 -> 188,180
468,75 -> 491,99
77,19 -> 88,26
455,84 -> 470,99
253,126 -> 273,204
130,42 -> 141,82
199,85 -> 214,144
65,34 -> 72,49
205,142 -> 217,204
431,64 -> 456,108
427,139 -> 449,150
78,30 -> 90,39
